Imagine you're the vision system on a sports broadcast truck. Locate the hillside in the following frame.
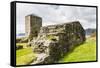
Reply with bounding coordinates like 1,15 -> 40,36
59,37 -> 96,63
85,28 -> 96,36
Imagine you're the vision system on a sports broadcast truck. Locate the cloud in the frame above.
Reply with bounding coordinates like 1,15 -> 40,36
16,3 -> 96,34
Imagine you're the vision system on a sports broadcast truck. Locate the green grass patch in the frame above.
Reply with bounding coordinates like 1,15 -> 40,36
59,38 -> 96,63
16,47 -> 32,57
16,43 -> 27,46
16,47 -> 36,65
47,35 -> 55,40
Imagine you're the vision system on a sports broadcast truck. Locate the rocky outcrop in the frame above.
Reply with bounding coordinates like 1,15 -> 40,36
30,21 -> 86,64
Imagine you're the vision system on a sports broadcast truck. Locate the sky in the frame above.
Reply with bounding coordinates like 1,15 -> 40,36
16,3 -> 96,34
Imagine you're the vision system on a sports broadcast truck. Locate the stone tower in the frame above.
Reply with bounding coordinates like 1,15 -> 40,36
25,14 -> 42,41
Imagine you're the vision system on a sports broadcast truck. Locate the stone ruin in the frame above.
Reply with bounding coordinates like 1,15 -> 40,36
25,15 -> 86,64
25,14 -> 42,41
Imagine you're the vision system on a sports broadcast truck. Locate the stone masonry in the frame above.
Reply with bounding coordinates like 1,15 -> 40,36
25,14 -> 42,41
25,14 -> 86,64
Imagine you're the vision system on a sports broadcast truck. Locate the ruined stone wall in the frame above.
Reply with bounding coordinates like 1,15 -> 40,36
23,14 -> 86,64
31,21 -> 86,64
25,14 -> 42,41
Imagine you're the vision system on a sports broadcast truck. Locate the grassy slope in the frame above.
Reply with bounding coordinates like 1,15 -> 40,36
16,47 -> 33,57
16,37 -> 96,65
59,38 -> 96,63
16,45 -> 36,65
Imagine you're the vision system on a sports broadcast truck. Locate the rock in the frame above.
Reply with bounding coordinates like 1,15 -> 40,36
16,46 -> 23,50
18,14 -> 86,64
24,15 -> 86,64
30,21 -> 86,64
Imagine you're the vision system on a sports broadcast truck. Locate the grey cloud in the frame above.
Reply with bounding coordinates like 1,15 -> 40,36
16,3 -> 96,34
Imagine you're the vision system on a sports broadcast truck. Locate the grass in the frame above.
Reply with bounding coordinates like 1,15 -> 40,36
16,47 -> 33,57
59,37 -> 96,63
16,44 -> 36,65
47,35 -> 55,40
16,36 -> 96,65
16,43 -> 27,46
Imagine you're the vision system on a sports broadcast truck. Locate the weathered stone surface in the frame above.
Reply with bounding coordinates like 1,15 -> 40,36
25,14 -> 42,41
30,21 -> 86,64
25,15 -> 86,64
